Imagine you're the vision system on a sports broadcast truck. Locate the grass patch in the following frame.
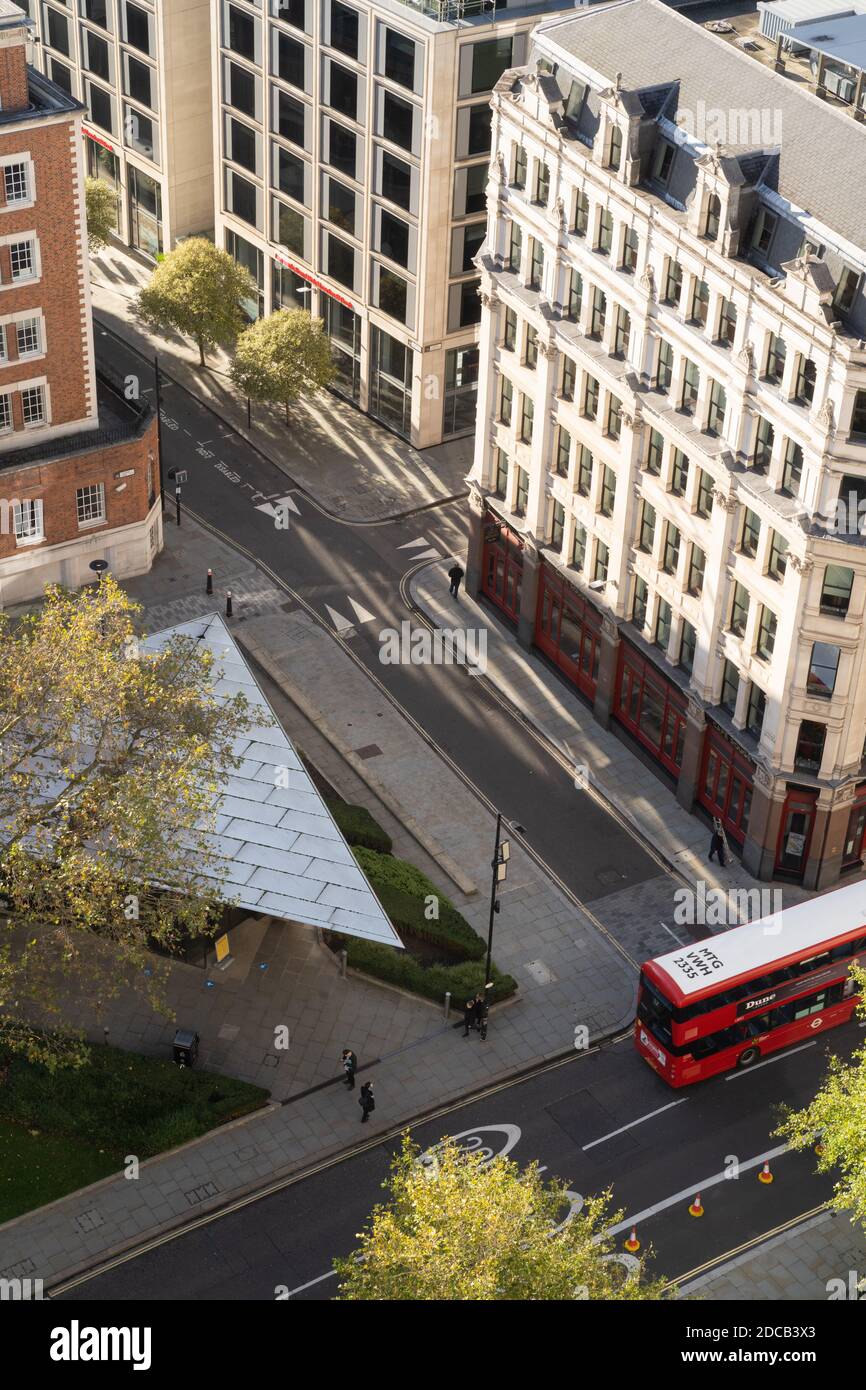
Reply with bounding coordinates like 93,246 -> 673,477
0,1044 -> 268,1222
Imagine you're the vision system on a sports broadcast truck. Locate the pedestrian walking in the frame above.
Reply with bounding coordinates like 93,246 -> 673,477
448,563 -> 465,599
359,1081 -> 375,1123
462,997 -> 476,1038
709,817 -> 727,868
341,1048 -> 358,1090
476,993 -> 490,1041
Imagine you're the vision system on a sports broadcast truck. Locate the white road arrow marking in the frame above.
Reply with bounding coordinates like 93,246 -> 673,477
325,605 -> 355,633
407,548 -> 440,561
255,494 -> 301,519
397,537 -> 431,549
348,597 -> 376,624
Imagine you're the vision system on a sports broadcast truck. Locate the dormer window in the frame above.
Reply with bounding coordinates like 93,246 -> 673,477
651,140 -> 674,187
564,80 -> 586,125
606,125 -> 622,171
834,265 -> 861,318
704,193 -> 721,241
751,208 -> 777,257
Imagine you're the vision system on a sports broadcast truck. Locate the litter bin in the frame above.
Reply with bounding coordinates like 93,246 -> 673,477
173,1028 -> 199,1068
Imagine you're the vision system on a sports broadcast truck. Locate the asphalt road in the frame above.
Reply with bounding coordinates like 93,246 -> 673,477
97,326 -> 693,970
58,1017 -> 862,1301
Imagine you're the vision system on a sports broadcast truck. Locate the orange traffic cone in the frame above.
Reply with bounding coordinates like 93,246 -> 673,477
758,1161 -> 774,1184
624,1226 -> 640,1252
688,1192 -> 704,1217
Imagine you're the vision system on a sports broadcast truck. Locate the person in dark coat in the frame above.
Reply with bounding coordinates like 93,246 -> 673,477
462,997 -> 476,1037
448,564 -> 465,599
341,1048 -> 358,1089
476,993 -> 490,1041
359,1081 -> 375,1123
709,817 -> 727,867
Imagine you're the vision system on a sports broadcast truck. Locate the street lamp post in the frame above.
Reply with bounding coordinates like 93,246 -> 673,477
482,812 -> 523,1037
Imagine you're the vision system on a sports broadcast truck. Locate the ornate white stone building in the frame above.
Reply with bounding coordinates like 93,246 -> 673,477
467,0 -> 866,886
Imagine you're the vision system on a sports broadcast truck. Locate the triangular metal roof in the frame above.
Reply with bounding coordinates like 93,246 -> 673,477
143,614 -> 403,949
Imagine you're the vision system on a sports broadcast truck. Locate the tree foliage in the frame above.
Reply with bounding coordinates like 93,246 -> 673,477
0,578 -> 257,1069
84,178 -> 117,255
775,966 -> 866,1232
229,308 -> 335,420
133,238 -> 255,366
334,1135 -> 667,1300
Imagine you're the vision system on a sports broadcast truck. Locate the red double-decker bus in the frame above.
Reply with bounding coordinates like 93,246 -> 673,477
635,882 -> 866,1086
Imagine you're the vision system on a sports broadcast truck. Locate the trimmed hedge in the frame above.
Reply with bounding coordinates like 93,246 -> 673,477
332,935 -> 517,1007
325,798 -> 393,854
353,848 -> 484,960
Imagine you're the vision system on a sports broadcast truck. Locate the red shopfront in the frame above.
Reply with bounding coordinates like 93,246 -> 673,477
842,783 -> 866,873
534,562 -> 601,701
613,642 -> 687,778
774,787 -> 818,881
698,724 -> 755,847
481,513 -> 523,625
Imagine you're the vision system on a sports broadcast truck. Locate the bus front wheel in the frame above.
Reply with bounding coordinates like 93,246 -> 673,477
737,1046 -> 761,1069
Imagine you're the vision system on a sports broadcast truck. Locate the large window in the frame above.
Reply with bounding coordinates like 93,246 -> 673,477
470,36 -> 513,94
806,643 -> 840,698
379,209 -> 410,267
275,145 -> 305,201
384,29 -> 415,89
326,122 -> 356,179
377,265 -> 408,323
729,581 -> 749,637
794,721 -> 826,772
227,4 -> 256,61
443,346 -> 478,438
381,151 -> 411,209
125,2 -> 151,54
370,326 -> 413,438
326,179 -> 355,233
276,32 -> 306,88
76,482 -> 105,525
276,90 -> 305,145
383,91 -> 414,150
327,233 -> 355,289
756,605 -> 777,661
330,1 -> 359,60
275,201 -> 304,255
328,61 -> 357,120
820,565 -> 854,617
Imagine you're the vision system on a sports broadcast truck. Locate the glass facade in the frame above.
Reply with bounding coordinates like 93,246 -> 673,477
443,346 -> 478,438
128,164 -> 163,257
370,326 -> 413,437
323,297 -> 361,402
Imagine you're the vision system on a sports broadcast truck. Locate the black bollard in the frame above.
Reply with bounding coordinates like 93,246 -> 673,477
226,590 -> 233,618
206,568 -> 213,595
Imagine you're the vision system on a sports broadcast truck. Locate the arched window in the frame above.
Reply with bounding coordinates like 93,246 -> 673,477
705,193 -> 721,240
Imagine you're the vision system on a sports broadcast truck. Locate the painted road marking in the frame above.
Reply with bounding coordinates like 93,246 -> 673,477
408,548 -> 440,561
255,495 -> 301,519
286,1270 -> 338,1298
581,1098 -> 688,1151
348,597 -> 376,624
607,1140 -> 791,1236
325,605 -> 355,634
660,920 -> 687,947
397,537 -> 432,549
723,1040 -> 816,1080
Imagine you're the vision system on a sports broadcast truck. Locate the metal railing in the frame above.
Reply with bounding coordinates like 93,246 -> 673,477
393,0 -> 498,21
0,367 -> 153,472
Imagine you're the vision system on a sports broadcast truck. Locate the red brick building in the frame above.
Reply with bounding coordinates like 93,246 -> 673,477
0,0 -> 161,605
